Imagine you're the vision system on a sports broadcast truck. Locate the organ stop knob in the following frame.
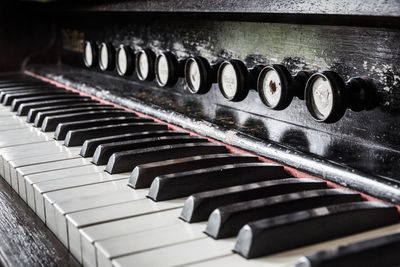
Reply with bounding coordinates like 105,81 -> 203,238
217,60 -> 262,102
155,52 -> 183,87
83,41 -> 98,68
184,56 -> 217,94
99,42 -> 115,71
135,48 -> 155,81
257,64 -> 312,110
116,45 -> 134,76
305,71 -> 376,123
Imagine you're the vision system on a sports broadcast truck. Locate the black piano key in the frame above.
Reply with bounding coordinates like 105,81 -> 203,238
233,202 -> 400,259
3,88 -> 68,105
205,189 -> 363,239
64,123 -> 168,147
92,135 -> 206,165
17,97 -> 94,116
0,86 -> 55,102
11,93 -> 80,111
296,233 -> 400,267
148,162 -> 287,201
41,110 -> 136,132
180,178 -> 328,223
54,117 -> 153,140
27,102 -> 102,123
34,106 -> 117,127
80,130 -> 189,157
106,143 -> 228,174
130,153 -> 260,189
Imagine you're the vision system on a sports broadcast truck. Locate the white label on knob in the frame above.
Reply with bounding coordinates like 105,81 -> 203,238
188,60 -> 201,92
312,76 -> 334,118
221,63 -> 237,98
138,52 -> 149,80
117,48 -> 128,75
100,44 -> 109,71
262,69 -> 282,107
157,55 -> 169,86
84,42 -> 93,67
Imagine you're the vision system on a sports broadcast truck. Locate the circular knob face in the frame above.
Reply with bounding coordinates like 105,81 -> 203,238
217,60 -> 250,102
220,63 -> 237,98
257,65 -> 294,110
305,71 -> 347,123
83,41 -> 97,68
259,68 -> 282,107
184,57 -> 213,94
135,49 -> 155,81
156,54 -> 169,86
155,52 -> 179,87
311,76 -> 334,118
116,45 -> 134,76
99,42 -> 115,71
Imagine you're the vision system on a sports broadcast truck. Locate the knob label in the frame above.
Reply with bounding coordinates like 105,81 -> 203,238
138,52 -> 149,79
312,76 -> 333,118
262,69 -> 282,107
117,48 -> 128,75
188,60 -> 201,92
221,64 -> 238,98
157,55 -> 169,85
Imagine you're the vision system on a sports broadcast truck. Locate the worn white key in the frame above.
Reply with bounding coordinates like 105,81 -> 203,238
15,157 -> 92,196
34,172 -> 130,219
41,178 -> 132,230
9,151 -> 81,192
2,140 -> 80,182
43,179 -> 130,228
24,165 -> 106,209
96,222 -> 206,267
113,237 -> 234,267
9,149 -> 82,190
80,208 -> 182,266
67,198 -> 185,262
53,188 -> 148,251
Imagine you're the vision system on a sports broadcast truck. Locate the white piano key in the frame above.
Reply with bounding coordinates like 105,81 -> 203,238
43,179 -> 130,228
54,188 -> 148,251
80,208 -> 182,267
1,141 -> 60,182
67,198 -> 185,262
95,222 -> 206,267
9,151 -> 81,193
24,165 -> 106,210
112,237 -> 234,267
13,157 -> 92,195
33,172 -> 130,217
10,151 -> 84,191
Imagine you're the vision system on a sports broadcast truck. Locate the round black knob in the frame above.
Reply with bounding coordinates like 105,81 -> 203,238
257,64 -> 312,110
184,56 -> 217,94
83,41 -> 98,68
135,48 -> 155,81
305,71 -> 347,123
155,52 -> 183,87
217,60 -> 261,102
116,45 -> 134,76
98,42 -> 115,71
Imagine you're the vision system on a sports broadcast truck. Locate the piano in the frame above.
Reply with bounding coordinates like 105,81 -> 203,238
0,1 -> 399,266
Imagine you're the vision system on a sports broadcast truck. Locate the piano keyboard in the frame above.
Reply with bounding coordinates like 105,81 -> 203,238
0,74 -> 399,267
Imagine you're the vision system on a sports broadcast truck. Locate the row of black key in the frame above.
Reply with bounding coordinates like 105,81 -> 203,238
1,76 -> 399,265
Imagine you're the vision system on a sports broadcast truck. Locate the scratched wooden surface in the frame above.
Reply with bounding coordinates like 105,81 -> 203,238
0,177 -> 79,267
